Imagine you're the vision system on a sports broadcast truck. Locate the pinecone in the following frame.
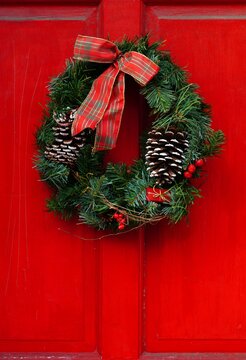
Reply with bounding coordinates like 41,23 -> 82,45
44,109 -> 94,165
145,128 -> 189,186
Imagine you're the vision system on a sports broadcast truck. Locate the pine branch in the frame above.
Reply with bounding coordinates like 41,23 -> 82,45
47,183 -> 82,220
78,209 -> 110,230
161,181 -> 201,223
34,154 -> 70,189
48,60 -> 107,114
141,80 -> 176,115
202,129 -> 225,157
36,112 -> 56,150
76,145 -> 105,181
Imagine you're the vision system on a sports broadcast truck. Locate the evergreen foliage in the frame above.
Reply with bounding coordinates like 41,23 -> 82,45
35,36 -> 225,231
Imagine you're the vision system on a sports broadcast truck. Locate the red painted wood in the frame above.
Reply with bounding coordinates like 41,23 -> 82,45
4,1 -> 99,3
144,3 -> 246,353
0,4 -> 99,353
1,0 -> 246,359
0,354 -> 101,360
2,353 -> 246,360
0,0 -> 145,358
141,354 -> 246,360
0,6 -> 100,20
98,2 -> 144,359
144,0 -> 246,4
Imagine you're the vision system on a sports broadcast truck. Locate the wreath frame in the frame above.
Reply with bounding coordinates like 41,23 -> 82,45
35,36 -> 224,232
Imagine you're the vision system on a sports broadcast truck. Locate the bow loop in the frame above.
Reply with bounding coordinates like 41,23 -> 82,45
117,51 -> 158,86
74,35 -> 120,63
72,35 -> 160,152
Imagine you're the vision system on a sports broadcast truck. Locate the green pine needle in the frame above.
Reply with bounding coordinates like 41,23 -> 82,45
34,154 -> 70,189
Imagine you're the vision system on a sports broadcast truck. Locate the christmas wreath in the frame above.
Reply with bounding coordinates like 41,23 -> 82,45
35,35 -> 224,232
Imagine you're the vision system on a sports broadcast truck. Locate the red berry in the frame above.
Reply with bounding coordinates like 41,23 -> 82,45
195,159 -> 204,167
118,224 -> 125,230
113,213 -> 119,219
119,218 -> 126,224
184,171 -> 192,179
187,164 -> 196,173
118,213 -> 124,219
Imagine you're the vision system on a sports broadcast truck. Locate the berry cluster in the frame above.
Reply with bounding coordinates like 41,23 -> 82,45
112,212 -> 127,230
183,158 -> 205,179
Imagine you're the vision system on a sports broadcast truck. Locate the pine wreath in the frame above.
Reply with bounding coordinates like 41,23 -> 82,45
35,35 -> 224,232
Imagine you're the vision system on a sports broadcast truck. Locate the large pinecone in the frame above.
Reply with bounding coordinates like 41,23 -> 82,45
44,109 -> 94,165
145,128 -> 189,186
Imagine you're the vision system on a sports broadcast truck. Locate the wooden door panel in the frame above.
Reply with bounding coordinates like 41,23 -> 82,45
0,0 -> 145,358
144,2 -> 246,352
1,0 -> 245,358
0,3 -> 99,352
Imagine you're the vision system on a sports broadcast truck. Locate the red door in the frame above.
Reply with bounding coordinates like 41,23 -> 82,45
0,0 -> 245,359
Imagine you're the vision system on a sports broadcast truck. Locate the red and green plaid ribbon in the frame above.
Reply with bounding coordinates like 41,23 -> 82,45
71,35 -> 160,152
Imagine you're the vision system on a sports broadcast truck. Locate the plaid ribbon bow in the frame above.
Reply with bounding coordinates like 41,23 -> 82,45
71,35 -> 160,152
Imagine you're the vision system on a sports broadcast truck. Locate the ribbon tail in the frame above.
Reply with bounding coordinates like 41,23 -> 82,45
71,65 -> 119,137
93,72 -> 125,152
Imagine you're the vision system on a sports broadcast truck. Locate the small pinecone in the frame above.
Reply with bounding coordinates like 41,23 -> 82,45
145,128 -> 189,186
44,109 -> 94,165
